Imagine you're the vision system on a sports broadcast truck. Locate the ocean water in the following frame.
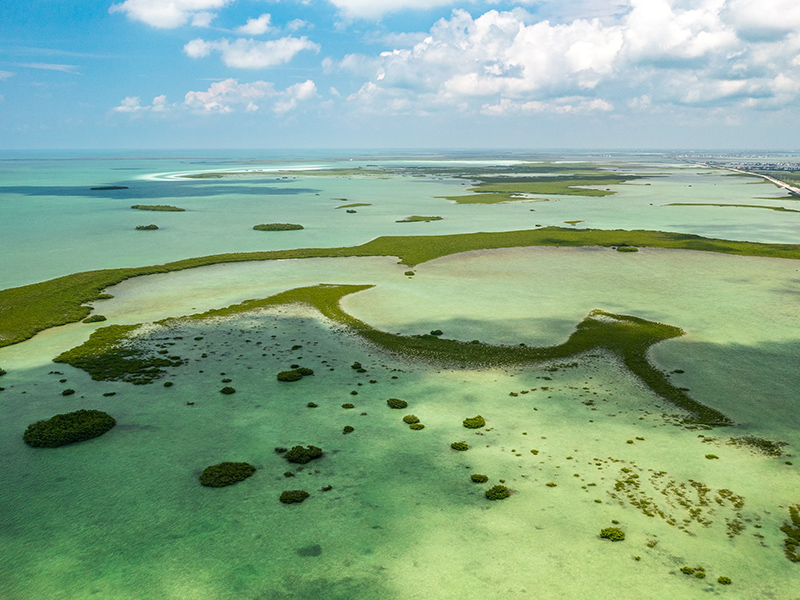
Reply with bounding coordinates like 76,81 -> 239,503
1,151 -> 800,599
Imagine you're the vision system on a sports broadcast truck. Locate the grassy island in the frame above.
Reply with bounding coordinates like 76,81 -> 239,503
336,203 -> 372,209
6,227 -> 800,354
199,462 -> 256,487
396,216 -> 443,223
781,504 -> 800,562
253,223 -> 304,231
463,415 -> 486,429
135,224 -> 159,231
24,409 -> 116,448
131,205 -> 185,212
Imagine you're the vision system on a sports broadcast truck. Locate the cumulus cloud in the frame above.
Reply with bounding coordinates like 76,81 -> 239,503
341,1 -> 800,116
0,70 -> 14,80
328,0 -> 460,20
237,14 -> 271,36
112,79 -> 318,115
109,0 -> 233,29
184,36 -> 320,68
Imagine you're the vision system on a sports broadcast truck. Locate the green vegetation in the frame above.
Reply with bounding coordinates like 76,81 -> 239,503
463,415 -> 486,429
253,223 -> 304,231
403,415 -> 420,424
135,224 -> 159,231
280,490 -> 310,504
53,325 -> 183,384
91,186 -> 128,190
220,386 -> 236,395
342,403 -> 355,409
82,314 -> 107,323
24,409 -> 116,448
780,504 -> 800,562
387,398 -> 408,409
0,367 -> 5,376
665,202 -> 800,213
343,426 -> 354,434
199,462 -> 256,487
444,173 -> 638,204
486,485 -> 511,500
335,203 -> 372,209
277,370 -> 303,382
409,423 -> 425,430
728,436 -> 787,456
131,205 -> 185,212
396,216 -> 443,222
61,389 -> 75,396
616,246 -> 639,252
451,442 -> 469,451
284,445 -> 323,464
158,283 -> 732,425
718,576 -> 732,585
599,527 -> 625,541
471,474 -> 489,483
8,226 -> 800,353
705,454 -> 719,459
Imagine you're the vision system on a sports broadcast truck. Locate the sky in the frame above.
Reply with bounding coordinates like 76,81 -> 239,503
1,0 -> 800,150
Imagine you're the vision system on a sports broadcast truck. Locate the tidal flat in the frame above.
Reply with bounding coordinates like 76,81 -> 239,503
1,151 -> 799,599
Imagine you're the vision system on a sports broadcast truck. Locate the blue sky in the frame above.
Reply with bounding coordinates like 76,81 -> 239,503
2,0 -> 800,149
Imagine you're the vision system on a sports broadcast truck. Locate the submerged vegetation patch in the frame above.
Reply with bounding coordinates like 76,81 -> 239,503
485,485 -> 511,500
280,490 -> 310,504
24,409 -> 116,448
780,504 -> 800,562
599,527 -> 625,541
53,324 -> 184,384
199,462 -> 256,487
728,436 -> 787,456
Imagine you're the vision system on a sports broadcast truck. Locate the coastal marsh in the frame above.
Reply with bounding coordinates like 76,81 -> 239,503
1,152 -> 799,600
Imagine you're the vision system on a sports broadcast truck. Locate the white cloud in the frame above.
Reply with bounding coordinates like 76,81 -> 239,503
0,70 -> 14,80
342,2 -> 800,116
113,79 -> 318,115
109,0 -> 233,29
191,11 -> 216,27
286,19 -> 310,32
17,62 -> 80,73
237,14 -> 271,36
183,36 -> 320,68
328,0 -> 458,20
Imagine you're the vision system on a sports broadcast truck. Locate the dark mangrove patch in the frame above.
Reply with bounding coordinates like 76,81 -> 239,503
199,462 -> 256,487
24,409 -> 116,448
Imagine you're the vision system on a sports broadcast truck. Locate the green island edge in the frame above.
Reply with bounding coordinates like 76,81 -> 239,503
55,282 -> 730,426
5,226 -> 800,351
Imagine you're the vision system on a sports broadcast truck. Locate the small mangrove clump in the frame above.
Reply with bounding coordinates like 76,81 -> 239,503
486,485 -> 511,500
83,315 -> 107,323
135,224 -> 159,230
387,398 -> 408,409
199,462 -> 256,487
0,368 -> 5,377
451,442 -> 469,451
616,246 -> 639,252
409,423 -> 425,430
718,576 -> 732,585
781,504 -> 800,562
61,389 -> 75,396
343,426 -> 354,434
220,386 -> 236,395
280,490 -> 310,504
277,367 -> 314,382
599,527 -> 626,541
471,474 -> 489,483
253,223 -> 304,231
24,409 -> 116,448
463,415 -> 486,429
342,403 -> 355,409
277,370 -> 303,382
284,445 -> 323,464
403,415 -> 420,424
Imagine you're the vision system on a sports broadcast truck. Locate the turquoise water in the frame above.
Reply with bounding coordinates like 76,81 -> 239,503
2,151 -> 800,599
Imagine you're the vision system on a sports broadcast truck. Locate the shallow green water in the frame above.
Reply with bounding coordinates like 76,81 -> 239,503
2,152 -> 800,599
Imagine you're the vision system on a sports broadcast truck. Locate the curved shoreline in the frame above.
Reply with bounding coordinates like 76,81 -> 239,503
4,227 -> 800,349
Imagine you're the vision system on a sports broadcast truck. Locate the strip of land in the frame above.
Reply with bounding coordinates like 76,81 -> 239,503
4,227 -> 800,348
665,203 -> 800,213
60,283 -> 732,426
